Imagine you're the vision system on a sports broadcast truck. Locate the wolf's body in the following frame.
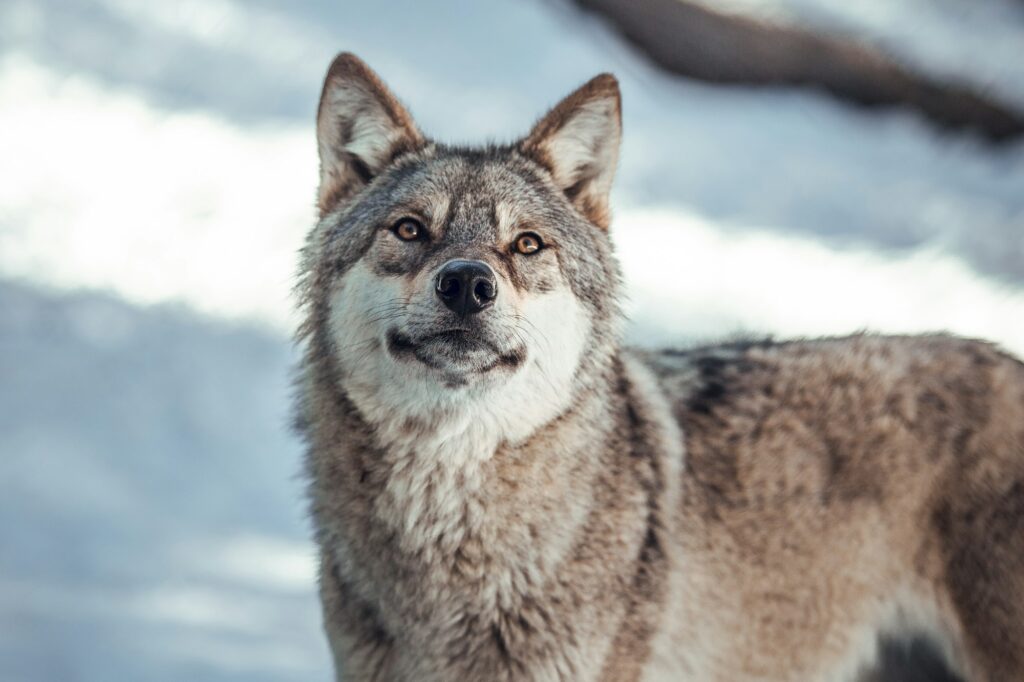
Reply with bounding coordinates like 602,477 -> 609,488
297,54 -> 1024,681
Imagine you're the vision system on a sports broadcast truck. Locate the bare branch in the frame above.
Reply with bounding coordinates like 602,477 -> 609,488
575,0 -> 1024,143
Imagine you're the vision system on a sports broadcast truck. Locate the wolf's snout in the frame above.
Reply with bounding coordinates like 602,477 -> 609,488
435,260 -> 497,316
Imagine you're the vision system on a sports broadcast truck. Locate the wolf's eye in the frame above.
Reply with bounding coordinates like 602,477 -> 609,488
392,218 -> 424,241
513,232 -> 543,255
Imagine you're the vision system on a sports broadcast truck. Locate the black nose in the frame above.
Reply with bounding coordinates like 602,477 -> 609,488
435,259 -> 497,316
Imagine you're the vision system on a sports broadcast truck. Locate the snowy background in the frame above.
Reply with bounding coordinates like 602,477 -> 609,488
1,0 -> 1022,679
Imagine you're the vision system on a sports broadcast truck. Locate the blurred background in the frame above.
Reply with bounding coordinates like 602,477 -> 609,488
1,0 -> 1022,679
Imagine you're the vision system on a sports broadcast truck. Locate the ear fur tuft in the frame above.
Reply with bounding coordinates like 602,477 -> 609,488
520,74 -> 622,229
316,53 -> 424,215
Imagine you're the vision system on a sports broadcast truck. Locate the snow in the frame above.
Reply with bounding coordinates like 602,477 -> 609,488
0,0 -> 1022,679
0,281 -> 326,681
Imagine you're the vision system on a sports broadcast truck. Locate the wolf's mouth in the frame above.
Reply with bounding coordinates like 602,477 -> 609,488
386,328 -> 525,374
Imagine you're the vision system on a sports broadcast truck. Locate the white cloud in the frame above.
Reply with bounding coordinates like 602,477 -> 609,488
180,534 -> 318,593
0,56 -> 315,328
619,209 -> 1024,356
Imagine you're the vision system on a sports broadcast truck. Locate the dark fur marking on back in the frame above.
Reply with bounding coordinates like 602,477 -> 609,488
685,353 -> 759,416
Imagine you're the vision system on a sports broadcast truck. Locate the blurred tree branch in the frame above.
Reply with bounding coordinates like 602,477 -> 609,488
575,0 -> 1024,143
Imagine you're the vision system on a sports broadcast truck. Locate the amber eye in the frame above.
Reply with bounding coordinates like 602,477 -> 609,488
393,218 -> 423,241
514,232 -> 543,255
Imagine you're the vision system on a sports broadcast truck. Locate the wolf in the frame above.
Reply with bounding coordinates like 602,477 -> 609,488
295,53 -> 1024,682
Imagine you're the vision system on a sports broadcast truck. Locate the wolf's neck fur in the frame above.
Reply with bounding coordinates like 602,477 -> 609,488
303,340 -> 679,676
371,411 -> 517,557
305,340 -> 620,564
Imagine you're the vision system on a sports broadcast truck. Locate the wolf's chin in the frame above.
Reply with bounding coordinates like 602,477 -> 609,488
386,328 -> 526,379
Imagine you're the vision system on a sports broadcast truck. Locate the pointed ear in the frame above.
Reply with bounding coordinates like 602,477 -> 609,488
316,53 -> 424,215
519,74 -> 621,229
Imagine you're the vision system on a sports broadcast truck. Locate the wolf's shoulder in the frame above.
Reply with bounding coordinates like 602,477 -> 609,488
630,333 -> 1023,508
622,333 -> 1024,534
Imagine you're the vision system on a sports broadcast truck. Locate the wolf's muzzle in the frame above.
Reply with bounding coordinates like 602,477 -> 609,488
435,260 -> 497,317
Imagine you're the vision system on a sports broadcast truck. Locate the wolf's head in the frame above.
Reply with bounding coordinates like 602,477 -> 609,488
299,53 -> 623,448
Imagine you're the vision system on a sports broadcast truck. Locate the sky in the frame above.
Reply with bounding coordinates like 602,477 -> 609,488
0,1 -> 1022,680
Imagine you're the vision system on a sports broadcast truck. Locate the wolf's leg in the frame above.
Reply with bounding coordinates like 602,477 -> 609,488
318,551 -> 395,682
941,478 -> 1024,682
858,636 -> 964,682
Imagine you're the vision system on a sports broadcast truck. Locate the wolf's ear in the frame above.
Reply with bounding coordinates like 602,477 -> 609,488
316,53 -> 424,215
520,74 -> 621,229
